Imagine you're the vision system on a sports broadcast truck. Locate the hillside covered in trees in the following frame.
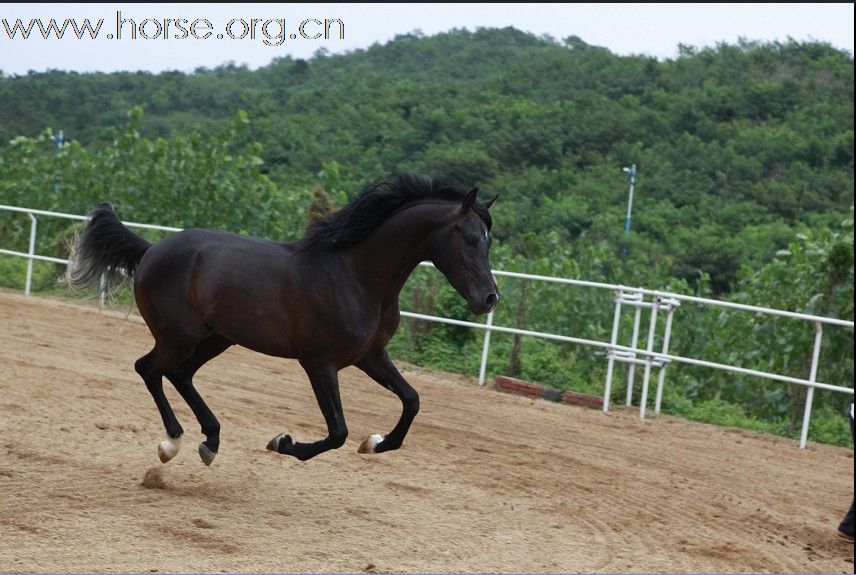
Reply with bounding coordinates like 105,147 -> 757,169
0,28 -> 853,444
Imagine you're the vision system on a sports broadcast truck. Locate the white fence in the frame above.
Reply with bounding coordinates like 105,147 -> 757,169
1,203 -> 853,449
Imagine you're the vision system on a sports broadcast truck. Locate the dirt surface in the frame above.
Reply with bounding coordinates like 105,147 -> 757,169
0,291 -> 853,573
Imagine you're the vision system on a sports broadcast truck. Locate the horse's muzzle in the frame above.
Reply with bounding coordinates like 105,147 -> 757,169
470,291 -> 499,315
485,292 -> 499,311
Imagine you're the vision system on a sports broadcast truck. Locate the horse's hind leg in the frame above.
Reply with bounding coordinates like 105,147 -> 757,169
135,339 -> 198,463
165,334 -> 232,466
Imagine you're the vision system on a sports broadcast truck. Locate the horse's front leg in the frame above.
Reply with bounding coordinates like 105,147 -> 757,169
355,349 -> 419,454
266,362 -> 348,461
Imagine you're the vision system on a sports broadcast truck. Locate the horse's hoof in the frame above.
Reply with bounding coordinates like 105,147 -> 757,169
198,443 -> 216,466
358,434 -> 384,454
157,436 -> 182,463
266,433 -> 292,453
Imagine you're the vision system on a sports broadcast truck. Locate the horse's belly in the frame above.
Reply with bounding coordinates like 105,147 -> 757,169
199,287 -> 298,358
211,314 -> 297,358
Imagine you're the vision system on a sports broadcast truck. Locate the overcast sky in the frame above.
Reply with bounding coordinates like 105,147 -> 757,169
0,3 -> 853,75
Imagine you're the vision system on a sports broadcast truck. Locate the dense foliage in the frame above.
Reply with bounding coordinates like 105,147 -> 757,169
1,29 -> 853,444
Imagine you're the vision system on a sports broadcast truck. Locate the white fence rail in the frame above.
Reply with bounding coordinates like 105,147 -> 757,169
2,203 -> 853,449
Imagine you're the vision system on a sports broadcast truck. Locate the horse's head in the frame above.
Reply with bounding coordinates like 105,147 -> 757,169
428,188 -> 499,315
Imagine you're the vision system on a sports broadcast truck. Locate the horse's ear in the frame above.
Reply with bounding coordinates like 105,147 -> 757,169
461,187 -> 478,213
482,195 -> 498,210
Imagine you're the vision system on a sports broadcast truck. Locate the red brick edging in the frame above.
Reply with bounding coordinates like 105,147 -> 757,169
494,375 -> 603,409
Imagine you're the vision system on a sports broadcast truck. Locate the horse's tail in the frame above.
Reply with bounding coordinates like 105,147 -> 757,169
65,202 -> 151,295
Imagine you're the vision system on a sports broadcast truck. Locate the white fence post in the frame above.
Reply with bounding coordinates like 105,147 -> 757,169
654,298 -> 679,414
99,273 -> 107,309
626,293 -> 643,405
477,309 -> 494,387
639,296 -> 661,420
799,322 -> 824,449
24,213 -> 37,296
603,290 -> 624,412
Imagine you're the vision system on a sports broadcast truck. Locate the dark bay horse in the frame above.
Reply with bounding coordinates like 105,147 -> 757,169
66,174 -> 498,465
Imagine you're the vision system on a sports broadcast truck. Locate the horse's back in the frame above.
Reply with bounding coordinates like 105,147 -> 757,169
136,228 -> 289,289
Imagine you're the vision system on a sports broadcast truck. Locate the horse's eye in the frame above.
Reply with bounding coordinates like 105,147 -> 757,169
464,234 -> 479,246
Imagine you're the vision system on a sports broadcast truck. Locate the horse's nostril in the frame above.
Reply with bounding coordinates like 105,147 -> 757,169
486,293 -> 498,308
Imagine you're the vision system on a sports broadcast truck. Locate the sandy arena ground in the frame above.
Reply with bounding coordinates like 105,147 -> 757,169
0,291 -> 853,573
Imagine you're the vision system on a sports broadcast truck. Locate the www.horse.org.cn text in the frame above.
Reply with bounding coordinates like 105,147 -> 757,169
1,11 -> 346,46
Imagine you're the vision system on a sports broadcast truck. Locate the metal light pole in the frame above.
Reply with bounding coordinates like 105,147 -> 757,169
53,130 -> 64,194
622,164 -> 636,257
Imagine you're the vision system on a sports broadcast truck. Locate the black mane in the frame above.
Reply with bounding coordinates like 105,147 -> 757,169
297,173 -> 491,251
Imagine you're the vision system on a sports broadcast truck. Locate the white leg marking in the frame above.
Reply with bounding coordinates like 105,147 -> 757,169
158,436 -> 182,463
266,433 -> 290,452
357,434 -> 384,454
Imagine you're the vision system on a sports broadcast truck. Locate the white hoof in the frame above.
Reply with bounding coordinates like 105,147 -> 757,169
357,434 -> 384,454
266,433 -> 292,452
158,436 -> 182,463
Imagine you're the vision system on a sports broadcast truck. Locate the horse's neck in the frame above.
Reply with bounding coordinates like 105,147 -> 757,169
345,202 -> 454,304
